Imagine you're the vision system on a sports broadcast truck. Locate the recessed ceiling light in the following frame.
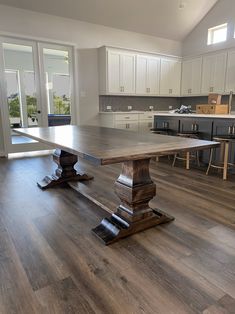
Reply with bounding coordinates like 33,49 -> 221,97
179,2 -> 186,9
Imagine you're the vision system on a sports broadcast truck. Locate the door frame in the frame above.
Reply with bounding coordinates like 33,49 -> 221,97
38,42 -> 77,125
0,36 -> 78,155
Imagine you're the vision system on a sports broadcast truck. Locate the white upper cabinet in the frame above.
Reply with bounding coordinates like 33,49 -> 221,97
201,52 -> 227,94
99,47 -> 135,95
181,57 -> 202,96
160,58 -> 181,96
136,55 -> 160,95
225,50 -> 235,93
120,52 -> 136,94
107,50 -> 120,94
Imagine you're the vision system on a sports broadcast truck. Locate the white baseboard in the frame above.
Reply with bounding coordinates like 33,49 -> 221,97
0,150 -> 6,157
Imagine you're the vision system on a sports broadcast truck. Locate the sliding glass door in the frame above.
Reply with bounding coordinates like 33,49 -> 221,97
0,38 -> 76,154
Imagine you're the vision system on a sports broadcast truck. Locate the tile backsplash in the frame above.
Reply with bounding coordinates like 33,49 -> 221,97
100,95 -> 235,112
99,96 -> 180,112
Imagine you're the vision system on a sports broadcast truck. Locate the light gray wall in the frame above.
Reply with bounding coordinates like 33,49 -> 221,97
0,112 -> 5,156
183,0 -> 235,56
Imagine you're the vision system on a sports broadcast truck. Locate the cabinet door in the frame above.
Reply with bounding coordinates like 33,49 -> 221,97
147,57 -> 160,95
115,121 -> 138,131
107,50 -> 121,93
225,50 -> 235,93
201,52 -> 227,94
139,120 -> 153,133
120,53 -> 135,94
136,56 -> 148,94
160,58 -> 181,96
136,55 -> 160,95
181,57 -> 202,96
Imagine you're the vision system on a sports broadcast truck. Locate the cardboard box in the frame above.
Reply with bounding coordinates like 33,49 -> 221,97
196,104 -> 229,114
208,93 -> 222,104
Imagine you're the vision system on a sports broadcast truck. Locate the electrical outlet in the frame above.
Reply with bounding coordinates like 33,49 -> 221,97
106,105 -> 112,110
169,105 -> 173,110
128,106 -> 132,110
149,106 -> 154,110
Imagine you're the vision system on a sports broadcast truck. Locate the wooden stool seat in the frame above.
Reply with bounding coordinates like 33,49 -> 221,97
206,135 -> 235,180
172,132 -> 200,170
150,128 -> 171,135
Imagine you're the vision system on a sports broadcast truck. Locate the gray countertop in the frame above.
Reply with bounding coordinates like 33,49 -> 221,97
153,112 -> 235,119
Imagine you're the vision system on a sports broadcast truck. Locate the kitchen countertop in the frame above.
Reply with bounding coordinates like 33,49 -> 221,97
154,112 -> 235,119
99,111 -> 235,118
99,111 -> 166,114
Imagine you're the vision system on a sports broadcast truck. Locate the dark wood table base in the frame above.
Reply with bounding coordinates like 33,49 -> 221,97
92,208 -> 174,245
37,149 -> 93,190
37,150 -> 174,244
92,158 -> 174,244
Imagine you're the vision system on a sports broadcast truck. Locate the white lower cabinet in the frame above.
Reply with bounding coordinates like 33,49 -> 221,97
115,121 -> 139,131
99,112 -> 154,133
138,120 -> 153,132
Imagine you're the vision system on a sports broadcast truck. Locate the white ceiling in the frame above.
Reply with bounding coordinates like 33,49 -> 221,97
0,0 -> 219,41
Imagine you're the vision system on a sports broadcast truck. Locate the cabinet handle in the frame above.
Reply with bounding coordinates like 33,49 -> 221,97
149,88 -> 151,93
188,88 -> 192,94
122,86 -> 125,92
210,87 -> 214,92
124,116 -> 130,119
169,89 -> 172,94
146,88 -> 148,93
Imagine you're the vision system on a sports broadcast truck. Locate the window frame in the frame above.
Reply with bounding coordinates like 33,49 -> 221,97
207,23 -> 228,45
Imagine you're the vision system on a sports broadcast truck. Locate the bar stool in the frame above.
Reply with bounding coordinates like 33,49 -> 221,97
151,122 -> 172,162
206,135 -> 235,180
172,131 -> 201,170
151,121 -> 171,136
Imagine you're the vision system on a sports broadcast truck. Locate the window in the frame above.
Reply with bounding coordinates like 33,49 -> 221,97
207,23 -> 227,45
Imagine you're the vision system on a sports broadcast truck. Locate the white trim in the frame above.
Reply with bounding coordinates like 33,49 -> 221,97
100,45 -> 182,60
0,35 -> 78,154
0,31 -> 77,48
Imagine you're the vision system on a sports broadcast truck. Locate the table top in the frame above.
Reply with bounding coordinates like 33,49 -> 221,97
14,125 -> 219,165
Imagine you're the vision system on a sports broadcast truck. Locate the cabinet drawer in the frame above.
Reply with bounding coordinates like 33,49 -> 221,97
114,113 -> 139,121
140,112 -> 154,120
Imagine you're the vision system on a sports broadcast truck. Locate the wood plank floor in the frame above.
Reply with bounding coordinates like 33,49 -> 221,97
0,154 -> 235,314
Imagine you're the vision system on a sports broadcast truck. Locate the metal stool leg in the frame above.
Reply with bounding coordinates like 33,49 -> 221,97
172,154 -> 177,167
206,148 -> 214,176
196,151 -> 200,167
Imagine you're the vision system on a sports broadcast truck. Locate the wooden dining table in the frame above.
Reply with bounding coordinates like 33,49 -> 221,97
14,125 -> 219,244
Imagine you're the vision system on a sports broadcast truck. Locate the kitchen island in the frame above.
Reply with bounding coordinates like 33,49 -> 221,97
154,113 -> 235,164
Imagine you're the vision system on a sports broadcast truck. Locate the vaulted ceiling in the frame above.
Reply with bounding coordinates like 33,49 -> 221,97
0,0 -> 219,41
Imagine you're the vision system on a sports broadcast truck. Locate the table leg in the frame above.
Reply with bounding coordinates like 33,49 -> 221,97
37,149 -> 93,189
186,152 -> 190,170
92,158 -> 174,245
